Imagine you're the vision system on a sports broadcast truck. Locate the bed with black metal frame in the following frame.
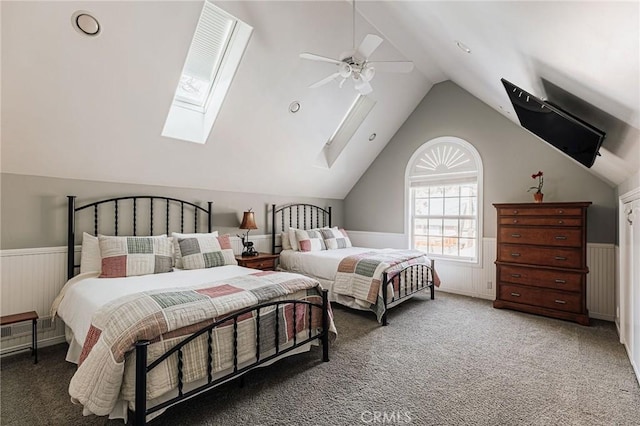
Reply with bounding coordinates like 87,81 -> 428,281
270,203 -> 435,326
65,195 -> 331,425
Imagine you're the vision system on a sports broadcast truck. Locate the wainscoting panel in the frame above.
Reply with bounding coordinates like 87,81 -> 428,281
586,244 -> 616,321
0,247 -> 72,354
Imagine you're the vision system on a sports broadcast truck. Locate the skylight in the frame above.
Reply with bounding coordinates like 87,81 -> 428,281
322,94 -> 377,167
162,2 -> 252,144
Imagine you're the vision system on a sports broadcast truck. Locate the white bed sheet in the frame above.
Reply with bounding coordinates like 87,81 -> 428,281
56,265 -> 257,359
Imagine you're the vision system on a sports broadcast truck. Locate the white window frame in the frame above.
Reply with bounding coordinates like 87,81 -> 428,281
405,136 -> 483,265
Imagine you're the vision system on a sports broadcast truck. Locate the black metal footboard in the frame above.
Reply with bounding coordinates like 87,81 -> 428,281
134,289 -> 330,425
381,260 -> 435,326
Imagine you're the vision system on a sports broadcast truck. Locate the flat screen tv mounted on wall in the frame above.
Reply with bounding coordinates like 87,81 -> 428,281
501,78 -> 606,168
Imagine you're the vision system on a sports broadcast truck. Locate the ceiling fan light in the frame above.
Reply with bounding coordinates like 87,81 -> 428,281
338,63 -> 352,78
361,66 -> 375,82
354,79 -> 373,95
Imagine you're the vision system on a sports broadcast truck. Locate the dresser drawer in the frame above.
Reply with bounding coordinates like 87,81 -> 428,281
498,245 -> 583,269
499,217 -> 582,227
497,207 -> 583,217
499,227 -> 582,247
499,284 -> 582,313
497,265 -> 583,292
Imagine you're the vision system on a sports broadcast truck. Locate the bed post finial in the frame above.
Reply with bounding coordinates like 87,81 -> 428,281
67,196 -> 76,280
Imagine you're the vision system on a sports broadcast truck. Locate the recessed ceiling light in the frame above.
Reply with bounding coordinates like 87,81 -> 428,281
72,11 -> 100,36
289,101 -> 301,113
455,40 -> 471,54
368,133 -> 377,141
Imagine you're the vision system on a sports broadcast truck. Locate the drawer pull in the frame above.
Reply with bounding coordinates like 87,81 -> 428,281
554,236 -> 567,240
554,256 -> 567,261
558,220 -> 564,224
554,299 -> 567,304
554,279 -> 566,284
558,210 -> 564,214
510,292 -> 521,297
513,210 -> 519,214
511,233 -> 521,238
510,274 -> 521,278
512,219 -> 518,224
510,253 -> 521,257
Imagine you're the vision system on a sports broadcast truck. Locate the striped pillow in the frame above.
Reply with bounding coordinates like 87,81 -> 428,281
177,234 -> 237,270
295,229 -> 327,252
321,227 -> 352,250
98,235 -> 173,278
171,232 -> 219,268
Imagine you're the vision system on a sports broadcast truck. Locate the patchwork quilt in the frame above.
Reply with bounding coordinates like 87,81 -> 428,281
69,271 -> 335,417
333,249 -> 439,321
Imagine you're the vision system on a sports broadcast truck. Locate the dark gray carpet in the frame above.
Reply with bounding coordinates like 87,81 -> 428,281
2,292 -> 639,425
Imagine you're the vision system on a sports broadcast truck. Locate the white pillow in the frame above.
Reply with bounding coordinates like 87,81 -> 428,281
281,232 -> 292,251
80,232 -> 101,274
171,231 -> 218,269
288,228 -> 299,251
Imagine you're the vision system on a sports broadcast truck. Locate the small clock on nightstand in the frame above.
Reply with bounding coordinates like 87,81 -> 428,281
235,253 -> 279,271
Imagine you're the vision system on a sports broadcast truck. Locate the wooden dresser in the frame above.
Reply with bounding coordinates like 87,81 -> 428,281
493,202 -> 591,325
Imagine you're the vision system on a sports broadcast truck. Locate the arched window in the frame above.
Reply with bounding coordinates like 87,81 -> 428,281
406,137 -> 483,263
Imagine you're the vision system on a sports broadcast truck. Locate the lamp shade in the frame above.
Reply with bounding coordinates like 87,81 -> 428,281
239,211 -> 258,230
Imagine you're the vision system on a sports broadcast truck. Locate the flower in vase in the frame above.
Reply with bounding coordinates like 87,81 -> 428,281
528,171 -> 544,193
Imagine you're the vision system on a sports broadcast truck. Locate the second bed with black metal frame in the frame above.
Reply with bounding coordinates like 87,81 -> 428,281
270,202 -> 435,326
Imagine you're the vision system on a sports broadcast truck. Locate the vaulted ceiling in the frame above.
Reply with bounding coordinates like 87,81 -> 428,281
2,1 -> 638,198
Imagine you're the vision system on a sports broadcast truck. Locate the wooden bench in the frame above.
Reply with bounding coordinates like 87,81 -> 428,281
1,311 -> 38,363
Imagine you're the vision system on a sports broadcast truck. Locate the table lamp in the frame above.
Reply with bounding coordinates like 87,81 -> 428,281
238,209 -> 258,256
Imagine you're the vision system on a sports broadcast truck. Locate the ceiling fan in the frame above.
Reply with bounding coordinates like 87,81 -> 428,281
299,1 -> 414,95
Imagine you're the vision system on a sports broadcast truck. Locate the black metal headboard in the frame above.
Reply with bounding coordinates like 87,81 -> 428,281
67,195 -> 212,279
271,203 -> 331,254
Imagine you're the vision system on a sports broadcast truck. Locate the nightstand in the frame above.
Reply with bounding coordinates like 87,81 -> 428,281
235,253 -> 279,271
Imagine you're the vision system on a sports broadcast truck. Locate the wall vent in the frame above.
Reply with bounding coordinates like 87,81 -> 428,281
0,316 -> 53,339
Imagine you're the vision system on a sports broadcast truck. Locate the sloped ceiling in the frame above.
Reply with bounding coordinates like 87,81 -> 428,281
2,1 -> 638,198
358,1 -> 639,186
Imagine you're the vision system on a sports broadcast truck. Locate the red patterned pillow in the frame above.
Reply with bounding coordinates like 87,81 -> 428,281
98,235 -> 173,278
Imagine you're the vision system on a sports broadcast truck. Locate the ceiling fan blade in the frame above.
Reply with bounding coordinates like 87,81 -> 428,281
299,53 -> 342,65
357,34 -> 383,60
367,61 -> 414,73
309,72 -> 341,89
354,79 -> 373,95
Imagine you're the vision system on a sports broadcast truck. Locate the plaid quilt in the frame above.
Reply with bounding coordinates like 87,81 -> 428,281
333,250 -> 438,320
68,271 -> 335,417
